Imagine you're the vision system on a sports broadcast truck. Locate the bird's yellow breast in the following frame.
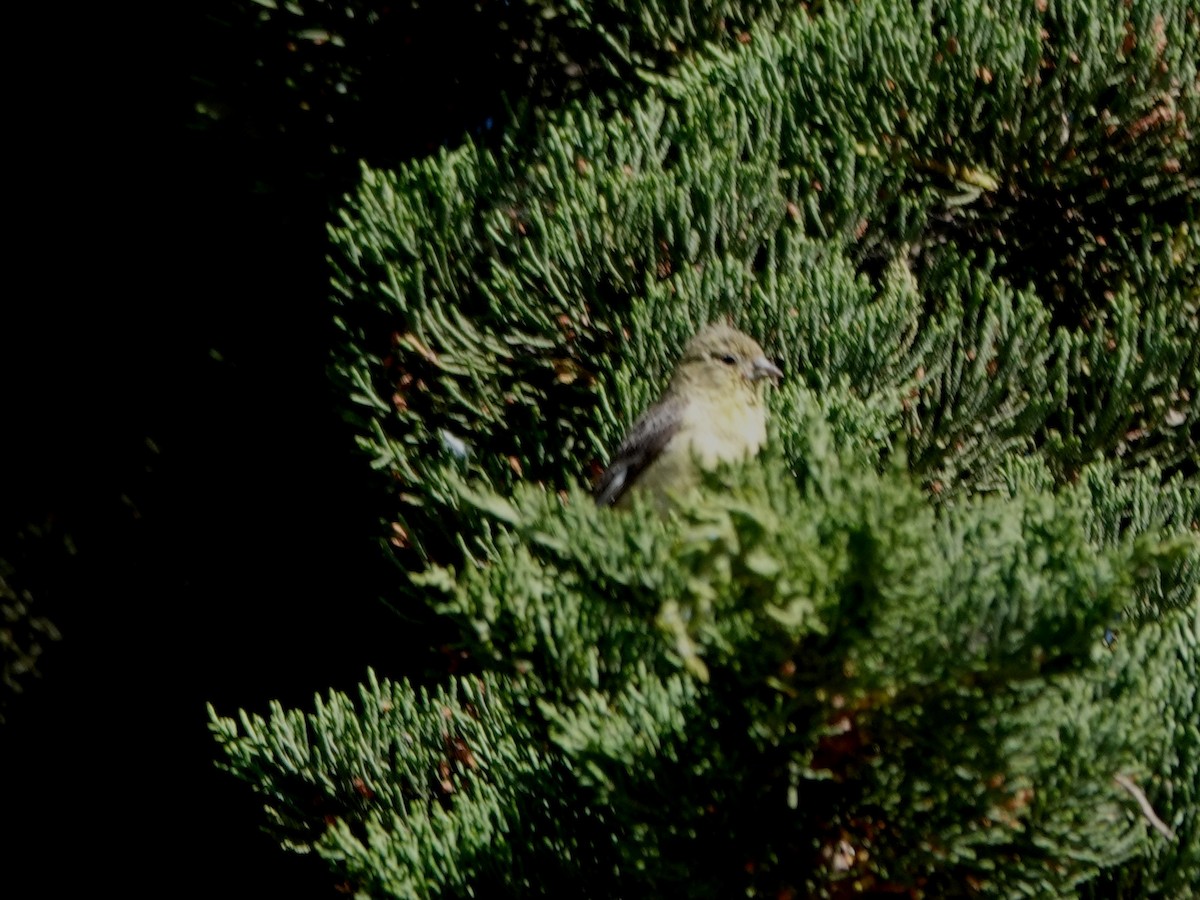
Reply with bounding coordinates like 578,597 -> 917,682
675,386 -> 767,466
627,384 -> 767,508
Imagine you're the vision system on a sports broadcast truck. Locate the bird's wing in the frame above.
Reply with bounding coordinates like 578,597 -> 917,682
594,393 -> 686,507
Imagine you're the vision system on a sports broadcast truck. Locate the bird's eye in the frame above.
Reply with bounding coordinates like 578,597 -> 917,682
720,354 -> 737,366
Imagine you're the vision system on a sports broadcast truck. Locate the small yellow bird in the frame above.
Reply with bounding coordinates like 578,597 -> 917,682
594,322 -> 783,509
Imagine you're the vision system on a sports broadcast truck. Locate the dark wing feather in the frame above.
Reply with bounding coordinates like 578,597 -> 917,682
594,394 -> 685,507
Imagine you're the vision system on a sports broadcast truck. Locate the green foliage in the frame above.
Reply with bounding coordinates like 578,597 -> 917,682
1,525 -> 66,723
214,417 -> 1198,895
1055,284 -> 1199,478
327,0 -> 1196,570
215,0 -> 1200,895
210,671 -> 593,897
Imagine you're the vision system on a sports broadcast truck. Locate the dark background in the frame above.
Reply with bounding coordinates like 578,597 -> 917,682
4,15 -> 374,900
1,2 -> 565,892
2,0 -> 678,888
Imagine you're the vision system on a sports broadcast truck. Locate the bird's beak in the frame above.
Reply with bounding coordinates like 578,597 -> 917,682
751,356 -> 783,383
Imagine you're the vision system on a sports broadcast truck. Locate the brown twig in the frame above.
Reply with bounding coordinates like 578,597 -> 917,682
1113,773 -> 1176,841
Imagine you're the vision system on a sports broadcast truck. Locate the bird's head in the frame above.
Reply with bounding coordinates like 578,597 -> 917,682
672,322 -> 783,396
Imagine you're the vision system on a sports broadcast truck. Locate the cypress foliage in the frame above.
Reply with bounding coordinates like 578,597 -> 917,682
0,526 -> 65,723
213,0 -> 1199,895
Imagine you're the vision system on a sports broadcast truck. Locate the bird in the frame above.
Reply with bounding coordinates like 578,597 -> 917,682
594,321 -> 783,510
